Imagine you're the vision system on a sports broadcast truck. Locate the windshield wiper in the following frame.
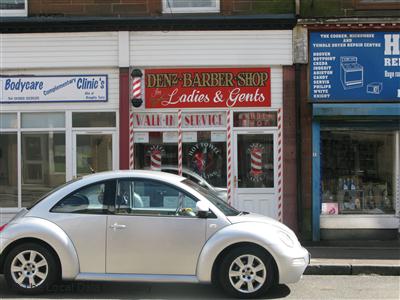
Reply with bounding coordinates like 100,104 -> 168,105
238,211 -> 250,215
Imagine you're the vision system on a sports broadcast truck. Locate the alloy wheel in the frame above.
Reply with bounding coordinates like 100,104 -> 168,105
228,254 -> 267,294
10,250 -> 49,289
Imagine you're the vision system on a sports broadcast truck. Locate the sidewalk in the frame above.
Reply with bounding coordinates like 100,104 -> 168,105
303,239 -> 400,276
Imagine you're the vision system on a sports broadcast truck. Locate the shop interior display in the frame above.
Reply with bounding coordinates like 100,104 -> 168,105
321,131 -> 395,215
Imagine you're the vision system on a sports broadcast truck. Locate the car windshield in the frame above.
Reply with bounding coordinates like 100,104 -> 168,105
183,179 -> 240,216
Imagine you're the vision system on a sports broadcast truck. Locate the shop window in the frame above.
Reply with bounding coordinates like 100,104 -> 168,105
21,112 -> 65,128
134,132 -> 178,170
0,113 -> 17,129
162,0 -> 220,13
236,134 -> 274,188
183,131 -> 227,188
21,132 -> 66,208
72,112 -> 116,128
321,130 -> 396,215
353,0 -> 400,9
234,112 -> 277,127
76,134 -> 113,176
0,133 -> 18,207
0,0 -> 27,17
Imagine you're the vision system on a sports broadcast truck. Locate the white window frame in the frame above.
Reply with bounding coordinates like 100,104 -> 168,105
162,0 -> 220,14
0,0 -> 28,17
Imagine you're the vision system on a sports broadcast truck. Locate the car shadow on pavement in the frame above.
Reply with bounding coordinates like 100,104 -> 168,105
0,276 -> 291,299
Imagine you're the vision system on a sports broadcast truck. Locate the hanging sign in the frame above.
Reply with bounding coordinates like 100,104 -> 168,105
144,68 -> 271,109
0,75 -> 108,103
309,32 -> 400,102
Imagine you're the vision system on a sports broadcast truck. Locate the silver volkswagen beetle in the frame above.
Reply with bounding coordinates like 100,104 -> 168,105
0,170 -> 309,298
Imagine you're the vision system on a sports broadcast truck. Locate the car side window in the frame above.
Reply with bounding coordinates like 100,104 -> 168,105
51,180 -> 115,214
115,179 -> 198,217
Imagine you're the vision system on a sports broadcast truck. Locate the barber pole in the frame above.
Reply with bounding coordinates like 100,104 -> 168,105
150,149 -> 162,171
277,108 -> 283,222
129,69 -> 143,170
178,109 -> 183,176
250,147 -> 263,176
227,110 -> 232,206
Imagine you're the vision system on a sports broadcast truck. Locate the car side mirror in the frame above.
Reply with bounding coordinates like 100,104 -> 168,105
196,201 -> 210,218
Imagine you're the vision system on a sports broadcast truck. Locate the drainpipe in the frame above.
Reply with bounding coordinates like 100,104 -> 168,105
295,0 -> 300,16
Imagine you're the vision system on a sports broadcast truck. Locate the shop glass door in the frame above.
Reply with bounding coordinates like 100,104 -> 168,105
73,132 -> 115,178
233,132 -> 277,218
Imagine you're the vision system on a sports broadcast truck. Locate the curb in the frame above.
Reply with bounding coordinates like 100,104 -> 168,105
305,264 -> 400,276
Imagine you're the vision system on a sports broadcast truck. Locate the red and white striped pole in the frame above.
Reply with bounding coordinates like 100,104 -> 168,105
129,69 -> 143,170
227,110 -> 232,206
178,109 -> 183,177
277,108 -> 283,222
150,149 -> 162,171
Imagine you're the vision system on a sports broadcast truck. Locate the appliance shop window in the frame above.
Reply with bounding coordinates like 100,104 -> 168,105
183,131 -> 227,188
321,130 -> 396,215
134,132 -> 178,170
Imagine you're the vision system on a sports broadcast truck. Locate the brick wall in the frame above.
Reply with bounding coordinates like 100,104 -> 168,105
300,64 -> 313,240
300,0 -> 400,18
282,66 -> 298,233
28,0 -> 294,17
29,0 -> 161,17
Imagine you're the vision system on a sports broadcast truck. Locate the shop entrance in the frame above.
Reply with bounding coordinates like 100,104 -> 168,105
233,131 -> 277,218
72,131 -> 116,178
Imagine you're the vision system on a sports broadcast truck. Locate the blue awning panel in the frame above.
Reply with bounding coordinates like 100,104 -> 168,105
313,104 -> 400,117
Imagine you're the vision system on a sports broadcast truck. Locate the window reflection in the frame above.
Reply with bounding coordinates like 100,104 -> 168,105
21,132 -> 66,207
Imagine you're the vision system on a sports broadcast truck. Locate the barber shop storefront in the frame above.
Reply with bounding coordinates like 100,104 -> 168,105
309,31 -> 400,240
127,67 -> 283,219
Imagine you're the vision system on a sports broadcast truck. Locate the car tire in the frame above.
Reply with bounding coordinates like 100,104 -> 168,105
218,246 -> 275,299
4,242 -> 59,295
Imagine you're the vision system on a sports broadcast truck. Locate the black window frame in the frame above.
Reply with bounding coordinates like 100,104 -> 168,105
50,179 -> 116,215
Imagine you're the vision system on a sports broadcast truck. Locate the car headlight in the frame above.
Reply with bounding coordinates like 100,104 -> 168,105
277,230 -> 294,248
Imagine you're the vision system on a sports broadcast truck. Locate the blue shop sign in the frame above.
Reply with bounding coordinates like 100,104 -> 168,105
309,32 -> 400,102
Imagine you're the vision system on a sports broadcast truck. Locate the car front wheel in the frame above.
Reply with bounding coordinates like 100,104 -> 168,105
218,246 -> 275,298
4,243 -> 58,295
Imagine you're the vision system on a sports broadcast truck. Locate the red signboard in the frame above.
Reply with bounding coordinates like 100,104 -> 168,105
144,68 -> 271,109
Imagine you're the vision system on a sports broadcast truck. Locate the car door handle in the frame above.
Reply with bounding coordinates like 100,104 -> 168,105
110,223 -> 127,230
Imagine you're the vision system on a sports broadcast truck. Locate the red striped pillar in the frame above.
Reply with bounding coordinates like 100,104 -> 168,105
277,108 -> 283,222
227,110 -> 232,206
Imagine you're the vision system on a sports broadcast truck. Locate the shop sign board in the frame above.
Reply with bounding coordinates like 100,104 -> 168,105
182,112 -> 226,128
0,75 -> 108,103
144,68 -> 271,109
133,113 -> 178,128
309,32 -> 400,102
133,112 -> 226,129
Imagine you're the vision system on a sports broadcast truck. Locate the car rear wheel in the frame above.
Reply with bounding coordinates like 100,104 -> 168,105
4,243 -> 58,295
218,246 -> 275,298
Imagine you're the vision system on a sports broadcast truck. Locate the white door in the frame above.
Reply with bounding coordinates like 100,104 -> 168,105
233,131 -> 277,218
72,131 -> 117,178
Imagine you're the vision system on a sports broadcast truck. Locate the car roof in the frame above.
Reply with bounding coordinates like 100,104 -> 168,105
160,165 -> 202,178
80,169 -> 185,184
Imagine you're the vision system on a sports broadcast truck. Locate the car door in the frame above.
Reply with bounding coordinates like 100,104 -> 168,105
106,178 -> 207,275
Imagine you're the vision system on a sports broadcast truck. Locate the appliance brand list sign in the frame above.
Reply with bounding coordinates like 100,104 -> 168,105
310,32 -> 400,102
